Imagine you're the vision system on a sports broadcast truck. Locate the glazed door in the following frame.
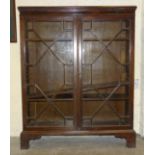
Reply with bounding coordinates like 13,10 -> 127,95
80,17 -> 132,128
25,17 -> 76,128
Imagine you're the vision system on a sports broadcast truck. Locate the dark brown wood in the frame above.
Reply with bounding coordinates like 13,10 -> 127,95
18,6 -> 136,14
26,38 -> 128,42
115,131 -> 136,147
21,132 -> 41,149
10,0 -> 17,42
20,14 -> 27,129
21,130 -> 135,149
19,6 -> 136,149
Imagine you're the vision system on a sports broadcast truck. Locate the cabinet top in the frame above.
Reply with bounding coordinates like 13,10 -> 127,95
18,6 -> 136,14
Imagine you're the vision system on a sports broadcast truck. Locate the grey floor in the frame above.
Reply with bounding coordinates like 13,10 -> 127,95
11,136 -> 144,155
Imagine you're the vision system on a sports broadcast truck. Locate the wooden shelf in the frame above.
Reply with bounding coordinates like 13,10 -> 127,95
26,38 -> 128,42
28,94 -> 129,102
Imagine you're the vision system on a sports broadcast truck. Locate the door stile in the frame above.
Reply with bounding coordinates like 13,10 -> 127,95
128,15 -> 135,128
73,16 -> 82,130
20,14 -> 28,129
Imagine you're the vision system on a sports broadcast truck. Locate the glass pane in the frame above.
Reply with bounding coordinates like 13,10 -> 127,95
25,19 -> 74,127
81,20 -> 130,127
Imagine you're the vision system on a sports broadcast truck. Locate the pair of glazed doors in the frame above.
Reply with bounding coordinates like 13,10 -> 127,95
23,13 -> 133,130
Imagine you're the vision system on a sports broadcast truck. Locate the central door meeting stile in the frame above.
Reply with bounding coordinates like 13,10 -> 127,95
73,16 -> 82,130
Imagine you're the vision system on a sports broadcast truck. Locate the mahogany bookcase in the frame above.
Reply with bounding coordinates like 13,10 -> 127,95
19,6 -> 136,149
